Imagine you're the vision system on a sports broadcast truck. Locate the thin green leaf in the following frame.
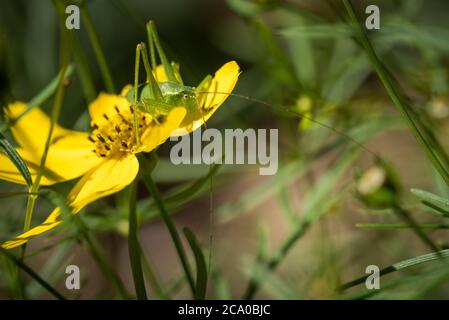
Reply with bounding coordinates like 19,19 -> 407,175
411,188 -> 449,217
81,4 -> 115,93
140,152 -> 196,296
0,247 -> 67,300
339,249 -> 449,292
0,132 -> 32,186
356,223 -> 449,230
127,182 -> 147,300
183,228 -> 208,300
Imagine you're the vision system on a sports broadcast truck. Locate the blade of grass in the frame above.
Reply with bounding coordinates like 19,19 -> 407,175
411,188 -> 449,217
183,227 -> 208,300
0,132 -> 32,186
356,223 -> 449,229
338,249 -> 449,291
139,152 -> 196,296
81,3 -> 115,93
127,181 -> 147,300
0,247 -> 66,300
140,244 -> 167,299
343,0 -> 449,185
72,32 -> 96,102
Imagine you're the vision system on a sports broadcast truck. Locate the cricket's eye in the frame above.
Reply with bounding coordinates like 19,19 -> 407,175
183,94 -> 188,99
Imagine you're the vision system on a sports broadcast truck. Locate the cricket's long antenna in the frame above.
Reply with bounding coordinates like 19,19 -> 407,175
198,91 -> 381,159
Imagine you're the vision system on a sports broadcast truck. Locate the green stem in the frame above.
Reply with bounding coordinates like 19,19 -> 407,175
22,2 -> 71,253
133,45 -> 141,147
72,32 -> 96,102
81,4 -> 115,93
127,182 -> 148,300
140,153 -> 196,296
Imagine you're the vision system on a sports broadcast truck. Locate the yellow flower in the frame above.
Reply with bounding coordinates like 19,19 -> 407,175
0,60 -> 240,249
0,89 -> 186,249
155,61 -> 240,135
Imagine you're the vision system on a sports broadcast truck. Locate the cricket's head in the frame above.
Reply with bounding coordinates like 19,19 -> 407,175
159,81 -> 198,113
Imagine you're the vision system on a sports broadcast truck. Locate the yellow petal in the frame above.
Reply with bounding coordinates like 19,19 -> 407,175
120,84 -> 133,96
0,132 -> 100,186
6,102 -> 75,153
1,155 -> 139,249
199,61 -> 240,122
0,149 -> 62,185
174,61 -> 240,134
154,64 -> 168,82
153,64 -> 181,82
88,93 -> 130,125
2,209 -> 62,249
68,155 -> 139,211
41,132 -> 102,183
140,107 -> 186,152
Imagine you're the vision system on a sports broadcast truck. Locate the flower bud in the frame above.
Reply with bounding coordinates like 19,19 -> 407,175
427,95 -> 449,120
356,163 -> 399,209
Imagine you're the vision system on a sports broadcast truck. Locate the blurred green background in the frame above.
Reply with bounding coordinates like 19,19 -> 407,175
1,0 -> 449,299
